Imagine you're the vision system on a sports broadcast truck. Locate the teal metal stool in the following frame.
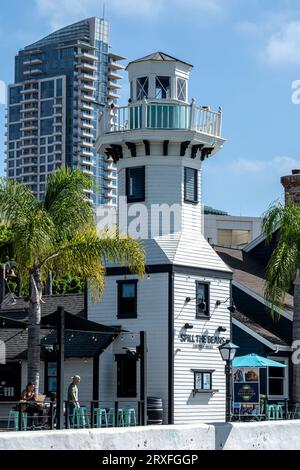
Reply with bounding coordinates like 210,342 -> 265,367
108,408 -> 124,427
94,408 -> 108,428
72,407 -> 90,429
275,404 -> 284,420
266,404 -> 276,420
7,411 -> 28,431
123,408 -> 137,427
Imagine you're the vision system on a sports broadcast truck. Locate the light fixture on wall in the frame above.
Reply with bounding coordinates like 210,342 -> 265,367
185,296 -> 207,312
184,323 -> 194,330
216,297 -> 236,314
218,326 -> 227,333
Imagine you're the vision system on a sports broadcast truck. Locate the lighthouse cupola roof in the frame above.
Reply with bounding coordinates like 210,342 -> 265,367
127,51 -> 193,104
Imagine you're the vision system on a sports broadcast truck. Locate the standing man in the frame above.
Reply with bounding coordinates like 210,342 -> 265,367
68,375 -> 81,425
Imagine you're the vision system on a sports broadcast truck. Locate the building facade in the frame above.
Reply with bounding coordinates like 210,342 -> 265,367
89,52 -> 233,424
6,17 -> 123,204
204,210 -> 262,248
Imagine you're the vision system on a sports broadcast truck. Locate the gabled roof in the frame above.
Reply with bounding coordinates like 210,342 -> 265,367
233,310 -> 290,350
127,51 -> 193,68
214,245 -> 293,314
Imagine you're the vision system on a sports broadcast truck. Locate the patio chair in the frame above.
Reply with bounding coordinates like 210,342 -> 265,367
288,403 -> 300,420
7,411 -> 28,431
93,408 -> 108,428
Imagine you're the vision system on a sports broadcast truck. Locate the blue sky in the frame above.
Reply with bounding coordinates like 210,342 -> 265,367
1,0 -> 300,216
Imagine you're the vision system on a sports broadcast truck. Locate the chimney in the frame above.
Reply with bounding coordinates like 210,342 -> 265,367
281,170 -> 300,204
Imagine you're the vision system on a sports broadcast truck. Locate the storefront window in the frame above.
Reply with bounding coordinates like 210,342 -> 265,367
0,363 -> 21,401
268,358 -> 288,399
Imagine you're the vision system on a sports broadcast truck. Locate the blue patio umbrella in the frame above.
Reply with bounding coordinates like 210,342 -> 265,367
233,354 -> 286,368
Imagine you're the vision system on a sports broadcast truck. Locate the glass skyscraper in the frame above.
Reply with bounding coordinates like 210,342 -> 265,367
6,17 -> 124,205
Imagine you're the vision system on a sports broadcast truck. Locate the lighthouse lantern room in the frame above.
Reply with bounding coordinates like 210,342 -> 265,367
90,52 -> 232,425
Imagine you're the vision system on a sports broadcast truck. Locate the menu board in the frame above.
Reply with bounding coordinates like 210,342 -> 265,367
233,367 -> 260,416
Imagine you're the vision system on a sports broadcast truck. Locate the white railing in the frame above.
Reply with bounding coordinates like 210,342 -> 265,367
103,100 -> 222,137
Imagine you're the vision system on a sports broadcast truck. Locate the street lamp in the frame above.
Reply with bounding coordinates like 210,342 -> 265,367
219,340 -> 239,422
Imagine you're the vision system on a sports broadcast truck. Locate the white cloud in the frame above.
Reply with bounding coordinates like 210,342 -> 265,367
229,156 -> 300,175
237,11 -> 300,67
265,21 -> 300,65
36,0 -> 229,30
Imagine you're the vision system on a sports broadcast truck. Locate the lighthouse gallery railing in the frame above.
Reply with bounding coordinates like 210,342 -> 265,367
105,100 -> 222,138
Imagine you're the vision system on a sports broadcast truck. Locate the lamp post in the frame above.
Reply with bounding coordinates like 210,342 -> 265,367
219,340 -> 239,422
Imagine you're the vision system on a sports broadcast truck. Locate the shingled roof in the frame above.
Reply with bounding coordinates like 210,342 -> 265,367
214,245 -> 293,313
127,51 -> 193,68
0,293 -> 85,321
233,311 -> 289,348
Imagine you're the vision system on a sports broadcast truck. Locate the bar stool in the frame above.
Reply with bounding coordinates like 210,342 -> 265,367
266,404 -> 276,420
123,408 -> 137,427
108,408 -> 124,427
72,406 -> 90,428
93,408 -> 108,428
275,404 -> 284,420
7,411 -> 28,431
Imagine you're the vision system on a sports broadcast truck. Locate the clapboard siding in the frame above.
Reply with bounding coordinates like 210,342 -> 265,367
173,273 -> 231,423
88,273 -> 170,422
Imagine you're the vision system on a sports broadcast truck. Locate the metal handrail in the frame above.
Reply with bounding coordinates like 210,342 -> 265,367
103,100 -> 222,137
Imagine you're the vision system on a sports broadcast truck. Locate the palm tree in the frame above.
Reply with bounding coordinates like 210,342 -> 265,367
263,200 -> 300,404
0,168 -> 145,393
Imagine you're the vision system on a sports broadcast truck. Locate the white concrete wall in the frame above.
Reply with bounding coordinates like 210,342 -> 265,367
1,421 -> 300,450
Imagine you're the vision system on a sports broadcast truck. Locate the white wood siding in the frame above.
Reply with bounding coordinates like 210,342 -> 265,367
89,273 -> 170,422
173,273 -> 231,424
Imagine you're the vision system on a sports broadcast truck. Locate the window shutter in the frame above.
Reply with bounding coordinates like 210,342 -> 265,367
184,167 -> 198,203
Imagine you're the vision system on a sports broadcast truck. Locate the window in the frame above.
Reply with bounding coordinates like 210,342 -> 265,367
217,229 -> 250,247
268,358 -> 288,399
56,79 -> 63,97
192,370 -> 214,393
118,280 -> 137,319
155,76 -> 171,99
177,78 -> 187,101
136,77 -> 148,100
44,361 -> 57,396
9,106 -> 21,123
40,118 -> 54,136
41,80 -> 54,99
41,100 -> 54,117
116,355 -> 137,398
0,363 -> 21,401
196,282 -> 210,318
9,86 -> 22,105
184,167 -> 198,204
126,167 -> 145,203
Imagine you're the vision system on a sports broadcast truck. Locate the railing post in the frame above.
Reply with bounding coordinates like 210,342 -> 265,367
114,401 -> 119,427
141,98 -> 147,129
217,106 -> 222,137
189,98 -> 196,131
18,402 -> 23,431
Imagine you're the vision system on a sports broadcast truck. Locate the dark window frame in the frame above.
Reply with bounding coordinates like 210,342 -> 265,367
115,354 -> 138,398
184,167 -> 198,204
192,369 -> 216,394
195,281 -> 210,319
117,280 -> 138,319
126,166 -> 145,203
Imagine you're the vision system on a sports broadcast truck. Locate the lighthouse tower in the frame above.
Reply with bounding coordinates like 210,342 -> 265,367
91,52 -> 232,424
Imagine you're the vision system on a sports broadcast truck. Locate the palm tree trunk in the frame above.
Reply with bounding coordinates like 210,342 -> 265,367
292,271 -> 300,403
27,267 -> 42,394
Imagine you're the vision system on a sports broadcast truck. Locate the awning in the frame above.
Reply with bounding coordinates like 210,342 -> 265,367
233,353 -> 287,368
41,310 -> 122,334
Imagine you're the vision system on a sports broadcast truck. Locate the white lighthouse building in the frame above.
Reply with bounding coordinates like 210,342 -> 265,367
90,52 -> 233,424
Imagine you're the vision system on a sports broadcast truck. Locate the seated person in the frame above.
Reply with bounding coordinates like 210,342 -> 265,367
20,383 -> 45,426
